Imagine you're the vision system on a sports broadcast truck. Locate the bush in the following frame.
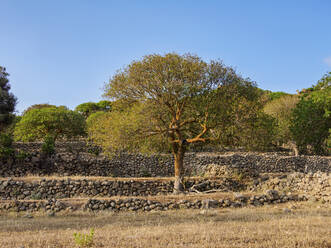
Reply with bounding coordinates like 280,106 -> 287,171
41,135 -> 55,156
15,150 -> 30,162
73,228 -> 94,247
0,133 -> 14,160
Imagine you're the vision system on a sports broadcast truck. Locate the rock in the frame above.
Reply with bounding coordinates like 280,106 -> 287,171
23,214 -> 33,219
47,211 -> 55,217
265,189 -> 279,200
202,199 -> 218,209
282,208 -> 291,213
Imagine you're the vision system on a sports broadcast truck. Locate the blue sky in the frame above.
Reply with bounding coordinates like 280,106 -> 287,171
1,0 -> 330,113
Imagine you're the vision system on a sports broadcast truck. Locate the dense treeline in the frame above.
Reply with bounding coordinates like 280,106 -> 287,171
1,55 -> 330,165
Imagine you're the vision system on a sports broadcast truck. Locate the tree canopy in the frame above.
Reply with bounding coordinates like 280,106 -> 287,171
264,95 -> 299,146
91,53 -> 262,191
14,106 -> 86,142
0,66 -> 17,131
22,103 -> 57,116
290,72 -> 331,155
75,100 -> 112,118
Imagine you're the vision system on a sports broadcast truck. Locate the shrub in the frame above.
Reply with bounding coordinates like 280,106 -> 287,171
73,228 -> 95,247
0,133 -> 14,160
41,135 -> 55,156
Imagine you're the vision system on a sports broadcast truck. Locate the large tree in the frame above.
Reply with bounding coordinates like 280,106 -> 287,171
97,53 -> 258,192
0,66 -> 17,131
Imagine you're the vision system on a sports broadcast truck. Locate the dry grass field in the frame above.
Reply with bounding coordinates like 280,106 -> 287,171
0,202 -> 330,248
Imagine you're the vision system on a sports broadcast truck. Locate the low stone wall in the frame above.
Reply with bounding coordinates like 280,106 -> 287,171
0,191 -> 308,213
1,149 -> 330,177
0,178 -> 245,200
250,172 -> 331,203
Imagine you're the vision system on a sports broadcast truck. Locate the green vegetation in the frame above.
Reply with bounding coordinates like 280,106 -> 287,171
0,54 -> 329,162
264,95 -> 299,153
22,103 -> 56,115
91,53 -> 274,192
73,228 -> 94,247
41,134 -> 56,156
75,100 -> 112,118
265,91 -> 291,101
0,133 -> 14,160
290,72 -> 331,155
14,106 -> 86,143
0,66 -> 17,132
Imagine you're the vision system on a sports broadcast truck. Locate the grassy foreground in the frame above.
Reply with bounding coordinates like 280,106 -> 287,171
0,202 -> 330,248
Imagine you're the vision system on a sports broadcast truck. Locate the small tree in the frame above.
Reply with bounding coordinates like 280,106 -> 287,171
75,102 -> 100,118
0,66 -> 17,131
264,95 -> 299,154
14,106 -> 86,144
93,53 -> 258,192
75,100 -> 112,118
290,72 -> 331,155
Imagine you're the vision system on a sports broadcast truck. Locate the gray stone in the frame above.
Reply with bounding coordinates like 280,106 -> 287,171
202,199 -> 218,209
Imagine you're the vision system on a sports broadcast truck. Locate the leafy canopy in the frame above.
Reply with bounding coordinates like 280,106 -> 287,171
290,72 -> 331,155
22,103 -> 56,116
92,53 -> 258,155
0,66 -> 17,131
14,106 -> 86,142
264,95 -> 299,144
75,100 -> 112,118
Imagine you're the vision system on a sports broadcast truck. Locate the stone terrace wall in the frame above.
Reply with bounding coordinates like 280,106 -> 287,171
0,142 -> 330,177
0,178 -> 244,200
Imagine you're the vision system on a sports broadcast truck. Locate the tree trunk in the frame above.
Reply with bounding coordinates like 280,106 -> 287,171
173,150 -> 185,194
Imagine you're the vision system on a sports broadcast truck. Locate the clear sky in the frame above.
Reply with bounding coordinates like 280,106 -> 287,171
1,0 -> 331,113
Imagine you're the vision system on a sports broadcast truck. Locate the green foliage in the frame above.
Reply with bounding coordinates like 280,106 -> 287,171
22,103 -> 56,116
87,145 -> 101,156
266,91 -> 291,101
41,135 -> 56,156
14,106 -> 86,142
0,132 -> 13,147
0,133 -> 14,160
86,111 -> 108,130
264,95 -> 299,145
95,53 -> 265,156
75,100 -> 112,118
96,100 -> 112,112
2,115 -> 22,135
290,72 -> 331,155
15,150 -> 30,162
239,112 -> 277,151
0,67 -> 17,131
73,228 -> 94,247
75,102 -> 100,118
210,83 -> 276,150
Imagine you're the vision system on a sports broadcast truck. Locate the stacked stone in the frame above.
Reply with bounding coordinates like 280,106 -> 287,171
251,172 -> 331,203
0,178 -> 244,200
0,198 -> 67,213
0,189 -> 307,213
1,145 -> 330,177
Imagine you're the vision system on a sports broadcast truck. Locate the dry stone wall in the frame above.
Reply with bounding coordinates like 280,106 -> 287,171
0,192 -> 307,213
1,148 -> 330,177
0,178 -> 245,200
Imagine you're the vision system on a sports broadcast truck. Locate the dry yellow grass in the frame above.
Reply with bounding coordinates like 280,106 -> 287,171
0,202 -> 330,248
